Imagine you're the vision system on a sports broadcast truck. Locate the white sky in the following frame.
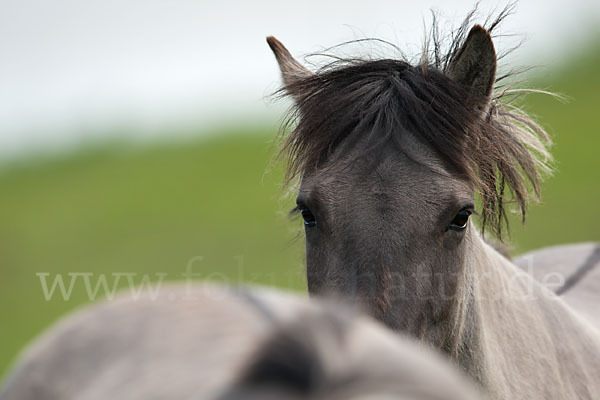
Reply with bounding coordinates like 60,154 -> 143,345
1,0 -> 599,158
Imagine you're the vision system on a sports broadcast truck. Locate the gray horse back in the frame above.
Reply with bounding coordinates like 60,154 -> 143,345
516,242 -> 600,329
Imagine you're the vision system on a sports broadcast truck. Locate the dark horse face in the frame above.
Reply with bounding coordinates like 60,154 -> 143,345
297,136 -> 476,332
268,26 -> 506,336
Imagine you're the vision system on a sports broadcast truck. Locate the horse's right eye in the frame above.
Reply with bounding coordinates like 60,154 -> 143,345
448,209 -> 471,231
300,207 -> 317,228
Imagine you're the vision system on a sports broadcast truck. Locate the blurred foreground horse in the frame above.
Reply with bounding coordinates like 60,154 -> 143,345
0,284 -> 481,399
267,9 -> 600,400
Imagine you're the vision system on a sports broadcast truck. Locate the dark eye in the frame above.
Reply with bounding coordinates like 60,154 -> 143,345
448,209 -> 471,231
299,206 -> 317,228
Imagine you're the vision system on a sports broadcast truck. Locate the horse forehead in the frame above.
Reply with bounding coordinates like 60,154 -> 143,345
306,154 -> 444,205
356,145 -> 448,190
302,133 -> 459,200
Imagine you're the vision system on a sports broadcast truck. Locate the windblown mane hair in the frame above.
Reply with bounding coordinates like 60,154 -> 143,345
276,7 -> 552,239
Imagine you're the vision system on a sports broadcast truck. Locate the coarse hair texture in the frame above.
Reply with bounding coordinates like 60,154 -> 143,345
275,5 -> 552,239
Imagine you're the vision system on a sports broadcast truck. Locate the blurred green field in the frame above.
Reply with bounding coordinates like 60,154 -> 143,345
1,48 -> 599,377
507,45 -> 600,249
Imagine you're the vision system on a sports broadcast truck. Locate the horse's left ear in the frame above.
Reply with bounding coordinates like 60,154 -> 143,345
267,36 -> 312,88
447,25 -> 497,109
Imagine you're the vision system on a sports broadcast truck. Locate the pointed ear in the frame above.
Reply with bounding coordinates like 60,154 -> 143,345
266,36 -> 312,87
447,25 -> 497,108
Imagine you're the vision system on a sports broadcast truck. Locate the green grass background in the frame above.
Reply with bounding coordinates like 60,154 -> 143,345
1,47 -> 599,377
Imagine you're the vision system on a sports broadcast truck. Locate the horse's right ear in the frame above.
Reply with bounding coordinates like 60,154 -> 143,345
266,36 -> 312,88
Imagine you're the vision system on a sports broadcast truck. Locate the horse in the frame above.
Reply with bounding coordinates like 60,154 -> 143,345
0,284 -> 482,400
267,13 -> 600,400
516,242 -> 600,328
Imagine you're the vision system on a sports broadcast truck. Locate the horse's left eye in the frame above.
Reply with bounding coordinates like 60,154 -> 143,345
299,206 -> 317,228
448,209 -> 471,231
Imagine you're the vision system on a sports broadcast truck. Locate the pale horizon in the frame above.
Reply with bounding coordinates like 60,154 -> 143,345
1,0 -> 599,158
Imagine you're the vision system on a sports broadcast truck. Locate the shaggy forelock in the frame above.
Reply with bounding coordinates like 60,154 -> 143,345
277,8 -> 551,239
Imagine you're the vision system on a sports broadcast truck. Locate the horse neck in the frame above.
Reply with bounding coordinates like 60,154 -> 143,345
457,231 -> 600,399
